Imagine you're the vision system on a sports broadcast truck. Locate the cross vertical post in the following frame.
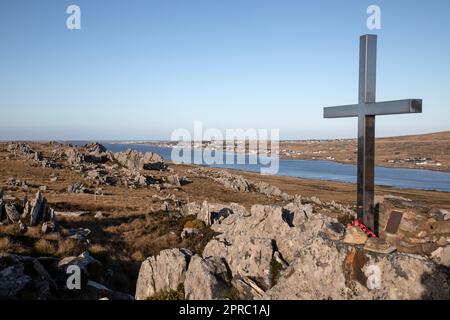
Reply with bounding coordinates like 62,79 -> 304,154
357,35 -> 377,231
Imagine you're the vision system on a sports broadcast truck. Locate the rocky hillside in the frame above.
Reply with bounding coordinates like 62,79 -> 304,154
0,142 -> 449,300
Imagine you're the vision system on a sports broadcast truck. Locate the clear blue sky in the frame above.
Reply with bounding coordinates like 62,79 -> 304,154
1,0 -> 449,140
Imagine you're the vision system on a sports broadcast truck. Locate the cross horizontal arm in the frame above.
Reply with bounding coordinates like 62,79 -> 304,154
365,99 -> 422,116
324,99 -> 422,118
323,105 -> 359,118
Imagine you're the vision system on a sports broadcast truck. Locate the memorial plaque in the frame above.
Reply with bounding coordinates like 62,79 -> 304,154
385,210 -> 403,234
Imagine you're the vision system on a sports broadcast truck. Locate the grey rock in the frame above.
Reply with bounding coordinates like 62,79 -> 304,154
166,175 -> 181,187
114,149 -> 163,171
209,204 -> 332,263
431,245 -> 450,267
65,147 -> 85,165
184,255 -> 231,300
18,221 -> 27,233
5,204 -> 21,222
58,251 -> 103,281
66,228 -> 91,240
67,182 -> 87,194
180,202 -> 202,217
0,263 -> 32,298
196,201 -> 248,226
87,280 -> 134,300
135,248 -> 192,300
41,221 -> 55,234
56,211 -> 89,218
203,236 -> 274,290
30,191 -> 47,226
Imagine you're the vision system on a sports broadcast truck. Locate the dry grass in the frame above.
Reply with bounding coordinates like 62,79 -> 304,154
0,223 -> 19,236
183,219 -> 206,229
0,236 -> 14,252
34,239 -> 57,256
56,238 -> 83,257
89,243 -> 107,255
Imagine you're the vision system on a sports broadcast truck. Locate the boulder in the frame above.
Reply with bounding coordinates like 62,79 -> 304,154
30,191 -> 47,226
184,255 -> 231,300
85,142 -> 107,154
41,221 -> 55,234
58,251 -> 103,282
66,228 -> 91,240
180,202 -> 202,217
166,175 -> 181,188
135,248 -> 192,300
0,263 -> 32,298
431,245 -> 450,267
5,204 -> 20,223
86,280 -> 134,300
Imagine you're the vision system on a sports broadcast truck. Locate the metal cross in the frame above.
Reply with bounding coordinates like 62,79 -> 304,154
323,34 -> 422,234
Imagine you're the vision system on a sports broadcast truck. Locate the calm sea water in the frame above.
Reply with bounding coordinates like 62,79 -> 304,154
73,142 -> 450,193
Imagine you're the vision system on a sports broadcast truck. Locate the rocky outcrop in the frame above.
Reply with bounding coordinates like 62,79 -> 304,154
7,143 -> 42,161
65,143 -> 110,165
114,149 -> 163,171
135,248 -> 192,300
0,252 -> 130,300
188,167 -> 294,200
29,191 -> 54,226
65,147 -> 85,165
135,197 -> 449,300
264,236 -> 450,300
0,191 -> 56,237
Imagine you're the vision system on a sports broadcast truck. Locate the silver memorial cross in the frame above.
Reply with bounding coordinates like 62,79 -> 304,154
324,35 -> 422,233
